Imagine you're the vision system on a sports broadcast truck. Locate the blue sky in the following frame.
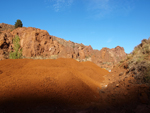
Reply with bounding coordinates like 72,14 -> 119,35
1,0 -> 150,53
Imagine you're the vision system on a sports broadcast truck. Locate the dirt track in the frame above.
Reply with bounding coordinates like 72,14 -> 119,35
0,58 -> 109,112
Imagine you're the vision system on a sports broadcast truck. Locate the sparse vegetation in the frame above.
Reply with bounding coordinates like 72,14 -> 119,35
22,55 -> 58,60
15,19 -> 23,28
0,23 -> 15,32
50,55 -> 58,59
132,46 -> 139,55
144,67 -> 150,83
126,54 -> 133,60
124,39 -> 150,84
9,35 -> 22,59
142,43 -> 150,54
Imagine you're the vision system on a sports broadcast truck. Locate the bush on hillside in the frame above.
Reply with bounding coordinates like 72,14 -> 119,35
144,67 -> 150,83
9,35 -> 22,59
15,19 -> 23,28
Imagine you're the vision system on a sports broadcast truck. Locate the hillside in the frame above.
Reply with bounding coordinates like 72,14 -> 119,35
0,23 -> 150,112
0,23 -> 126,70
0,40 -> 150,112
105,38 -> 150,85
98,38 -> 150,112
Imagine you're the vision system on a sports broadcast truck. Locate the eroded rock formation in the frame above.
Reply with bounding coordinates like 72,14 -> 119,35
0,23 -> 127,69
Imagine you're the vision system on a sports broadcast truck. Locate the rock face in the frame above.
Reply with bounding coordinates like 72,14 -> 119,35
0,23 -> 127,69
11,27 -> 62,57
92,46 -> 127,69
0,23 -> 15,32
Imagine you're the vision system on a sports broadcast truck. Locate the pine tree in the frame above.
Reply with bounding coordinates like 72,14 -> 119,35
15,19 -> 23,28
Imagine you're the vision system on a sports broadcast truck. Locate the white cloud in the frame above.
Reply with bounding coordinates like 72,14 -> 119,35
53,0 -> 65,12
87,0 -> 110,10
85,0 -> 135,19
67,0 -> 73,6
45,0 -> 135,16
45,0 -> 73,12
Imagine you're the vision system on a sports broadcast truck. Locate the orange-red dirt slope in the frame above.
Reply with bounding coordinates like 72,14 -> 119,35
0,58 -> 108,110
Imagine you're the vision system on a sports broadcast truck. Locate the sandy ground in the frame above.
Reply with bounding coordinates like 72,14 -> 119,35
0,58 -> 109,112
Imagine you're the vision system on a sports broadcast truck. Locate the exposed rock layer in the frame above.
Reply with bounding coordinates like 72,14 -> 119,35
0,23 -> 127,69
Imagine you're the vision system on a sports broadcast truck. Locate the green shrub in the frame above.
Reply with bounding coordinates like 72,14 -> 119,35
9,35 -> 22,59
136,58 -> 142,63
142,44 -> 150,54
143,67 -> 150,83
132,47 -> 138,55
15,19 -> 23,28
126,54 -> 132,60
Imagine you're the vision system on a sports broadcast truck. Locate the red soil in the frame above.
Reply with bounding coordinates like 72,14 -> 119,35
0,58 -> 109,111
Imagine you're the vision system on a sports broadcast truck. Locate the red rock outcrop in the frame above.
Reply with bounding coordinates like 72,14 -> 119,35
10,27 -> 62,57
0,23 -> 127,69
0,31 -> 13,60
92,46 -> 127,69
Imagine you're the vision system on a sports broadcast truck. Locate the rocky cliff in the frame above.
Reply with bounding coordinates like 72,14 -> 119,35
0,23 -> 127,70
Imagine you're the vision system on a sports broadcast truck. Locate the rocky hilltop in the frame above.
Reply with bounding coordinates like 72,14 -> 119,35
0,23 -> 126,70
0,23 -> 15,32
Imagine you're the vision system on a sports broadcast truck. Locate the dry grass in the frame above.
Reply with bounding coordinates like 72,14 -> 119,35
22,55 -> 58,60
125,39 -> 150,84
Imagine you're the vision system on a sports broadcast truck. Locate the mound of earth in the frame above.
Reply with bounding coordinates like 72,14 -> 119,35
0,58 -> 150,113
0,58 -> 109,112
